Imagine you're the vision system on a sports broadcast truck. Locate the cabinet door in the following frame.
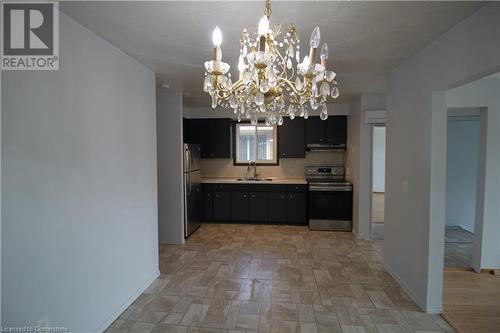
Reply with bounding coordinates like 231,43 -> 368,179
249,192 -> 268,222
193,119 -> 209,158
208,119 -> 232,158
268,192 -> 287,222
305,116 -> 326,145
202,188 -> 213,221
287,192 -> 307,224
231,192 -> 249,222
184,119 -> 203,145
325,116 -> 347,145
278,117 -> 305,158
213,191 -> 231,221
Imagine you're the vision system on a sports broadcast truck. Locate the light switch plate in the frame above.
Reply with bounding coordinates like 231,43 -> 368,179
402,181 -> 408,193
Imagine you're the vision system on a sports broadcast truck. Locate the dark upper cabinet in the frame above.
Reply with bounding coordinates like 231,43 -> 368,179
325,116 -> 347,145
305,116 -> 347,148
184,118 -> 204,145
184,118 -> 232,158
249,192 -> 268,221
207,119 -> 232,159
278,117 -> 305,158
305,117 -> 326,145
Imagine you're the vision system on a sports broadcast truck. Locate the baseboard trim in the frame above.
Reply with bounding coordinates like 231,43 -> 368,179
383,262 -> 442,314
95,269 -> 160,333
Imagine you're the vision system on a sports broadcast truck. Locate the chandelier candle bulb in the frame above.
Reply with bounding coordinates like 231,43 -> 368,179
308,26 -> 321,62
212,26 -> 223,61
320,43 -> 328,67
258,16 -> 269,52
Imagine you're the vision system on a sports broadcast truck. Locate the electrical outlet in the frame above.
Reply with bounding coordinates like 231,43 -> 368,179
401,181 -> 408,193
37,316 -> 49,328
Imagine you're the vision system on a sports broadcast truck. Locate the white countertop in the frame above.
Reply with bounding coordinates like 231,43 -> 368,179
201,177 -> 308,185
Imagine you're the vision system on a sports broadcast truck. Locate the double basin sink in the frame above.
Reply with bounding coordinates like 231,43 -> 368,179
236,177 -> 275,182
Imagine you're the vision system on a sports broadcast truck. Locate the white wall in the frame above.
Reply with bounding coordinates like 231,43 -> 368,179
157,89 -> 185,245
372,126 -> 386,193
1,13 -> 159,331
385,2 -> 500,313
445,110 -> 480,233
346,94 -> 385,239
446,78 -> 500,270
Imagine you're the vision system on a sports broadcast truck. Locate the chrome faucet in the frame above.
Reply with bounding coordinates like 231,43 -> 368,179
247,160 -> 259,180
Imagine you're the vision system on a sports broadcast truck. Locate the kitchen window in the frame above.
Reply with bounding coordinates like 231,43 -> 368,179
235,123 -> 277,165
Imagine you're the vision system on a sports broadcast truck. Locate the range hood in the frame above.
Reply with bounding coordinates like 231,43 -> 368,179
306,143 -> 346,151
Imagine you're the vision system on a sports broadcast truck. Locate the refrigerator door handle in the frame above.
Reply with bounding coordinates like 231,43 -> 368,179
187,149 -> 192,195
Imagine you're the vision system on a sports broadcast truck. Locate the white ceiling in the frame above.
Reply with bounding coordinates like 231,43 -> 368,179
61,1 -> 484,107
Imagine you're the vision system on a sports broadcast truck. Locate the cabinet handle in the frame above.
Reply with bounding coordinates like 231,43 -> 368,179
319,138 -> 323,142
243,194 -> 247,198
282,152 -> 286,156
215,194 -> 219,197
207,193 -> 211,197
289,194 -> 293,199
252,194 -> 255,198
281,195 -> 284,199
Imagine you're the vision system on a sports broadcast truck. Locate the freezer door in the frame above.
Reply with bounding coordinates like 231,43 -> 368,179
188,144 -> 201,171
185,170 -> 202,238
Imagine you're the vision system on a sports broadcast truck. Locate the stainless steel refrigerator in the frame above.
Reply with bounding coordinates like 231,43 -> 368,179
183,144 -> 202,238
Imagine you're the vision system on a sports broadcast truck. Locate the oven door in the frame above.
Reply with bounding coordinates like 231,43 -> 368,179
308,184 -> 353,231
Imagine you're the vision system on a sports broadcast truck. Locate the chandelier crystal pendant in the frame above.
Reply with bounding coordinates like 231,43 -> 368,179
203,0 -> 339,126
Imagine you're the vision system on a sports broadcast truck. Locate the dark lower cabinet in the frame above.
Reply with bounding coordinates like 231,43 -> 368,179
287,192 -> 307,224
213,191 -> 231,221
268,192 -> 287,222
202,183 -> 307,225
231,191 -> 249,222
202,184 -> 214,221
249,192 -> 268,221
287,185 -> 307,224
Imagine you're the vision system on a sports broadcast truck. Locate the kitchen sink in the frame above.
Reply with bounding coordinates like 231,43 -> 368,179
236,177 -> 274,182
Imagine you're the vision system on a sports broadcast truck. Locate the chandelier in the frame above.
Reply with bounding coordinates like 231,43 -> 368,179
202,0 -> 339,126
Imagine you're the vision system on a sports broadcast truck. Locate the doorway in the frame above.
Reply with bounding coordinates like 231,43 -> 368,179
444,108 -> 480,268
371,125 -> 386,240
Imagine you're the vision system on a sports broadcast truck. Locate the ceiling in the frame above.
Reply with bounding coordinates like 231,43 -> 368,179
61,1 -> 483,107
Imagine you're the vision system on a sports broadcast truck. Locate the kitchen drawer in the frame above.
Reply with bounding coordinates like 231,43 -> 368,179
202,183 -> 215,192
248,184 -> 274,192
266,184 -> 288,192
287,184 -> 308,192
231,184 -> 249,192
214,183 -> 231,191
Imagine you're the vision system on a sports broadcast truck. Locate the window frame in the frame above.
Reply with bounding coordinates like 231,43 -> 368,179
233,121 -> 279,166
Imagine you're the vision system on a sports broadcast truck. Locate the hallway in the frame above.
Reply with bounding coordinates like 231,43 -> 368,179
108,224 -> 453,333
444,227 -> 474,268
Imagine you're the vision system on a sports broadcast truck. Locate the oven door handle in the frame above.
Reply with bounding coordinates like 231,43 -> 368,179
309,186 -> 352,192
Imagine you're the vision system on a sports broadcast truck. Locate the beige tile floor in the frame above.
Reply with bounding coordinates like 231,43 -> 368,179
106,224 -> 454,333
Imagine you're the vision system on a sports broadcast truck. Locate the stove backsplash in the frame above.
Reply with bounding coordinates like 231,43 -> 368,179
201,151 -> 344,179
